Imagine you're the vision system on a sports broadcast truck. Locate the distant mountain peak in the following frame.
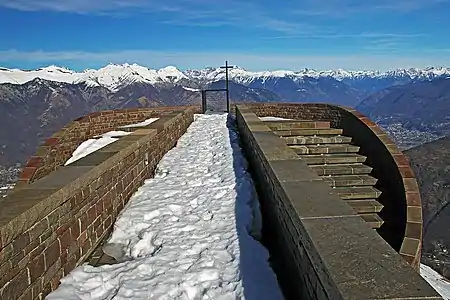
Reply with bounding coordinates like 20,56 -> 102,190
1,64 -> 450,91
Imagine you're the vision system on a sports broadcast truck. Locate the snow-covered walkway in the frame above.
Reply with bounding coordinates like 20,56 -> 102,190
47,114 -> 283,300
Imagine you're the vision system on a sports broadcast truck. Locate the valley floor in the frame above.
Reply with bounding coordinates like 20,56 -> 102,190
46,114 -> 283,300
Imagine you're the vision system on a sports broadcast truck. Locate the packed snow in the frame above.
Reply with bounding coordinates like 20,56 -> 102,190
65,131 -> 131,166
118,118 -> 159,129
420,264 -> 450,299
47,114 -> 283,300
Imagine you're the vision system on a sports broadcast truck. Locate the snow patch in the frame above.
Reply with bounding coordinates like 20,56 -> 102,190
65,117 -> 162,166
119,118 -> 159,129
259,116 -> 293,121
65,131 -> 131,166
48,114 -> 283,300
420,264 -> 450,299
183,86 -> 201,92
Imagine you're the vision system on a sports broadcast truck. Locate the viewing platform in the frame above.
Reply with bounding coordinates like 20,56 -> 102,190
0,103 -> 444,299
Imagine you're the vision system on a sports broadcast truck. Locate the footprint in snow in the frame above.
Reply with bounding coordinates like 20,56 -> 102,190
154,167 -> 170,178
131,231 -> 163,259
214,189 -> 228,199
202,210 -> 214,221
189,198 -> 199,208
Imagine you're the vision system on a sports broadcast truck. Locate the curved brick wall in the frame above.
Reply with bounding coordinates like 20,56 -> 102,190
0,107 -> 200,299
16,106 -> 200,187
239,103 -> 423,269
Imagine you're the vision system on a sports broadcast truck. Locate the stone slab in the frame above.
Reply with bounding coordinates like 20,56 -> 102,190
251,131 -> 299,161
236,105 -> 254,112
21,166 -> 94,190
0,188 -> 59,227
145,116 -> 178,132
262,147 -> 299,161
0,189 -> 58,245
68,151 -> 117,167
301,217 -> 442,299
268,159 -> 322,182
97,140 -> 132,153
130,129 -> 158,136
241,114 -> 262,123
281,181 -> 358,219
116,135 -> 145,143
246,123 -> 273,132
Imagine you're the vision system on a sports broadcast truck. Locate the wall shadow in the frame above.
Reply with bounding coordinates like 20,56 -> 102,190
225,114 -> 285,300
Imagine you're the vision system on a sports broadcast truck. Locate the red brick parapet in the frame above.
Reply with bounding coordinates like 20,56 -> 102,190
339,106 -> 422,268
16,106 -> 201,188
0,107 -> 200,299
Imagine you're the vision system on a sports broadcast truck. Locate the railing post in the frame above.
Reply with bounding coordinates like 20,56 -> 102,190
201,90 -> 206,113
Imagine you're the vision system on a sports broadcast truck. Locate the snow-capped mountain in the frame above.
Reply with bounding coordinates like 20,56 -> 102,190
0,65 -> 79,85
184,65 -> 450,83
1,64 -> 450,92
74,64 -> 189,91
1,62 -> 450,170
0,64 -> 190,92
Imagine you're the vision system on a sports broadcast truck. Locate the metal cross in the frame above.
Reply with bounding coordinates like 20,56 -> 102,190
220,60 -> 235,113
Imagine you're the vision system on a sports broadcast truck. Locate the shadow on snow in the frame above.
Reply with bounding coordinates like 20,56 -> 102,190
225,114 -> 284,300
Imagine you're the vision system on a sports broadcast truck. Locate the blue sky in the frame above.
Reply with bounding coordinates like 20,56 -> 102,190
1,0 -> 450,71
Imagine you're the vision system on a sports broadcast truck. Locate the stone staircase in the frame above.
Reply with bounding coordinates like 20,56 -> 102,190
264,120 -> 384,229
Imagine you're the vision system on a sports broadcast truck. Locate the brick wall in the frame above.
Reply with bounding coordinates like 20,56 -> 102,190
16,106 -> 200,187
236,108 -> 335,299
0,107 -> 199,299
237,102 -> 423,268
235,105 -> 439,300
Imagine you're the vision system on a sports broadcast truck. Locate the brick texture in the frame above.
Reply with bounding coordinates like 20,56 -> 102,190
235,104 -> 437,300
234,102 -> 423,270
0,106 -> 200,299
15,106 -> 200,186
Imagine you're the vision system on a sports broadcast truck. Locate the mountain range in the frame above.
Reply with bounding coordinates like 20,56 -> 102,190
1,63 -> 450,281
356,77 -> 450,148
1,63 -> 450,168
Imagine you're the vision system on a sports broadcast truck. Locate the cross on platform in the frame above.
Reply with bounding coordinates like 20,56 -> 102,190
220,61 -> 235,113
200,61 -> 236,113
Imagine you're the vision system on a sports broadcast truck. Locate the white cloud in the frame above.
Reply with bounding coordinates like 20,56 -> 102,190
293,0 -> 449,17
1,49 -> 450,71
0,0 -> 154,13
0,0 -> 315,34
3,0 -> 443,37
261,32 -> 424,40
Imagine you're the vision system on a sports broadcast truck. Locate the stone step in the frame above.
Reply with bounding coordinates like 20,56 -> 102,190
300,153 -> 367,165
360,213 -> 385,229
290,144 -> 360,155
274,128 -> 343,137
333,186 -> 382,199
310,163 -> 372,176
346,199 -> 384,214
265,121 -> 330,130
322,174 -> 377,187
283,135 -> 353,145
